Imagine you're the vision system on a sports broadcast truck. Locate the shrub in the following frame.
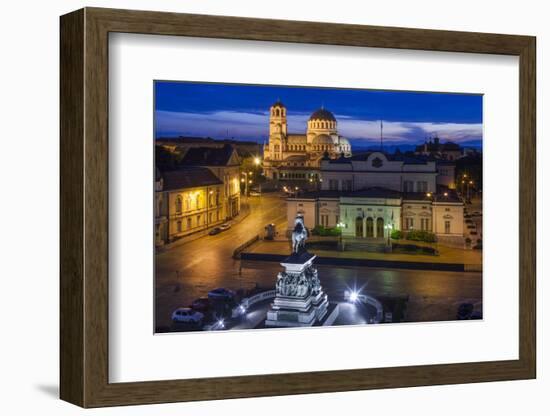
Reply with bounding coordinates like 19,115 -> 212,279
390,230 -> 403,240
392,243 -> 438,256
312,225 -> 341,237
405,230 -> 436,243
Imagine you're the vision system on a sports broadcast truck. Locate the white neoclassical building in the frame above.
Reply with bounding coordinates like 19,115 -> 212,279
287,151 -> 464,245
263,100 -> 352,181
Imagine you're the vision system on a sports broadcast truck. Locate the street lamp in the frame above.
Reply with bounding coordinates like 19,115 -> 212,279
384,223 -> 393,246
253,157 -> 261,166
467,180 -> 474,203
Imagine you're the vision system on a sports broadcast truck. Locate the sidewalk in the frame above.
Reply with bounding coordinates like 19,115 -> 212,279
157,202 -> 251,252
243,239 -> 482,271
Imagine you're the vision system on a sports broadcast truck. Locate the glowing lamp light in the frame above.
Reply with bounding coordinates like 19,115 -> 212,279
444,192 -> 448,197
217,319 -> 225,329
349,291 -> 359,302
254,157 -> 261,165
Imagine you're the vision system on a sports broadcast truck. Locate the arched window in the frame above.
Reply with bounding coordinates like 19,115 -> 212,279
176,196 -> 183,213
275,108 -> 280,117
196,194 -> 201,210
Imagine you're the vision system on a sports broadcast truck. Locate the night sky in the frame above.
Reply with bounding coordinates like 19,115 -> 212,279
155,81 -> 483,149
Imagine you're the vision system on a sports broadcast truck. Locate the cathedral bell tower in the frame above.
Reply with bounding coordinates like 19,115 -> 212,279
268,100 -> 287,160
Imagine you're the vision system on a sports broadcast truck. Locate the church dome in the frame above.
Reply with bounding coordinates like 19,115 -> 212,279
309,108 -> 336,122
339,137 -> 350,146
313,134 -> 333,145
271,99 -> 285,108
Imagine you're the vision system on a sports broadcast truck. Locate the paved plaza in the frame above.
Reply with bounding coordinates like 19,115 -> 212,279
155,192 -> 482,331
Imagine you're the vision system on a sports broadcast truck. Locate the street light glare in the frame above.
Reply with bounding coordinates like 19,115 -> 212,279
349,291 -> 359,302
253,157 -> 261,165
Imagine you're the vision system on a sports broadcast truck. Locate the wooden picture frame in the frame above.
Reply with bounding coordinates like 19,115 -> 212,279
60,7 -> 536,408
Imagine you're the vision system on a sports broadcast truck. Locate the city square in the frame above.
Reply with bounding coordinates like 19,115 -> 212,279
154,83 -> 483,332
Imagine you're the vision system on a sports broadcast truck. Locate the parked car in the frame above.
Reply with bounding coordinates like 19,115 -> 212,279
171,307 -> 204,324
219,223 -> 231,231
209,227 -> 222,235
249,191 -> 261,197
208,287 -> 236,300
190,297 -> 211,313
456,303 -> 474,320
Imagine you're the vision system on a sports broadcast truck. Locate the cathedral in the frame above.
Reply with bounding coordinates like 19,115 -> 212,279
263,100 -> 352,180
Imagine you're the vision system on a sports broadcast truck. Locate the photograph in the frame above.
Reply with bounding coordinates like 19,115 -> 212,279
154,81 -> 483,333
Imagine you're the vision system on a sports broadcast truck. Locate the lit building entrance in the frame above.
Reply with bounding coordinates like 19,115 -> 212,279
376,218 -> 384,238
355,217 -> 364,237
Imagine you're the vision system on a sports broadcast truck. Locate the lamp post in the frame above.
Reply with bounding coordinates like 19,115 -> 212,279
336,221 -> 347,251
384,223 -> 393,247
467,180 -> 473,203
253,157 -> 262,196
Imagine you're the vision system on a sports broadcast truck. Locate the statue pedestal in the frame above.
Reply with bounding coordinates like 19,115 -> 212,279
265,251 -> 331,327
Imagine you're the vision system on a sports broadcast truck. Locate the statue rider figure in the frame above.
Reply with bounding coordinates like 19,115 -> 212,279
291,214 -> 308,254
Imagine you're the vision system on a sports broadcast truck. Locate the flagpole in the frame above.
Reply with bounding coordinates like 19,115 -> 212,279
380,120 -> 384,151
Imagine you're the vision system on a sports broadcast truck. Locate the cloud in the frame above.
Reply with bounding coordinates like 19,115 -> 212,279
156,110 -> 482,144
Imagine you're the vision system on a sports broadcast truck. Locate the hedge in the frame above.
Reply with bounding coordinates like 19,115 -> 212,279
312,225 -> 341,237
405,230 -> 437,243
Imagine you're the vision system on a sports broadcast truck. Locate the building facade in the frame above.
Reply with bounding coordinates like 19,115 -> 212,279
414,136 -> 464,161
179,144 -> 242,219
263,100 -> 352,181
287,151 -> 464,245
155,167 -> 226,246
155,144 -> 242,246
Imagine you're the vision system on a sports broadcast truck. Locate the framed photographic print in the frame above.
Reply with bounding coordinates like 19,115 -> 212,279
60,7 -> 536,408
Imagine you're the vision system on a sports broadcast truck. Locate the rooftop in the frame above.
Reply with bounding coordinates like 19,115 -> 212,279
180,144 -> 239,166
159,166 -> 223,191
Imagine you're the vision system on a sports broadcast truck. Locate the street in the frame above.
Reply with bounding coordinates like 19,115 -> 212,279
155,193 -> 288,328
155,192 -> 482,330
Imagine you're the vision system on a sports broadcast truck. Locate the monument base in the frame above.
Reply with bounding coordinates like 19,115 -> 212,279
263,302 -> 339,328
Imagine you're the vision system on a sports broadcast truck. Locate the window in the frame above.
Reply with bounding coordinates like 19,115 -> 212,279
335,215 -> 339,225
187,218 -> 192,229
417,181 -> 428,192
320,215 -> 329,227
329,179 -> 339,191
197,215 -> 201,226
405,218 -> 414,230
177,221 -> 182,233
403,181 -> 414,192
176,196 -> 183,214
445,220 -> 451,234
342,180 -> 352,191
420,218 -> 430,231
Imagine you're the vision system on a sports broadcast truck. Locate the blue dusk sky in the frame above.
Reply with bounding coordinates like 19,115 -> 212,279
154,81 -> 483,149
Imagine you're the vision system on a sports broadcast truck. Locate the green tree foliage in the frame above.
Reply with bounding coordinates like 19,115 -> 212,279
405,230 -> 436,243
